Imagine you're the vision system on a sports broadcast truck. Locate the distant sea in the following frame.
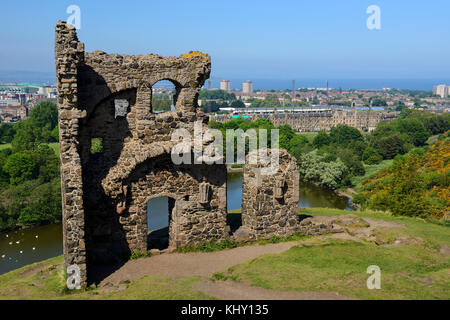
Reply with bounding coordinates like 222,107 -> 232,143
0,70 -> 56,85
1,70 -> 449,92
207,78 -> 450,91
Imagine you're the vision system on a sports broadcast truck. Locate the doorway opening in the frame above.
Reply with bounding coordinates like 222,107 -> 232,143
226,172 -> 243,234
147,196 -> 175,250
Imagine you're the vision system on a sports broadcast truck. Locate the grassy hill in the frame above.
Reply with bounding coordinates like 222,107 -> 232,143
1,208 -> 448,300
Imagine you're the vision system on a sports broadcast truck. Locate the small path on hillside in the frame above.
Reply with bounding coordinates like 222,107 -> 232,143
99,240 -> 355,300
100,216 -> 406,288
100,241 -> 298,286
195,280 -> 355,300
99,215 -> 408,299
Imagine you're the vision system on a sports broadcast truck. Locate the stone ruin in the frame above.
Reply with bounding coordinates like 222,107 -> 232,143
55,21 -> 299,286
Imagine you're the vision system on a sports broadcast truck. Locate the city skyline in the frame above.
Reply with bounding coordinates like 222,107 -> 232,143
1,0 -> 450,82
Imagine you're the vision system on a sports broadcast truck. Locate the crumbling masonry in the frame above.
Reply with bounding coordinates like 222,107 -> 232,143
55,21 -> 299,286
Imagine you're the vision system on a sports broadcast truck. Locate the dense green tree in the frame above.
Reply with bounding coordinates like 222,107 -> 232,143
278,125 -> 295,150
371,133 -> 411,159
362,147 -> 383,165
347,140 -> 368,160
29,101 -> 58,130
336,148 -> 365,177
288,134 -> 309,152
3,153 -> 38,185
230,100 -> 246,109
10,101 -> 59,152
421,114 -> 450,135
313,131 -> 332,149
329,125 -> 364,146
395,118 -> 430,146
0,123 -> 16,144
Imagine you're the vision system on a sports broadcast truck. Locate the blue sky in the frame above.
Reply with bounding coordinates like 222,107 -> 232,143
1,0 -> 449,80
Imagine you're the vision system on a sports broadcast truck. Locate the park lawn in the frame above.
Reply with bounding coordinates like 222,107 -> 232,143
217,208 -> 450,300
0,142 -> 59,156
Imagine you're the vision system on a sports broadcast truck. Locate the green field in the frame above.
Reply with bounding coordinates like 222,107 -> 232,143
0,142 -> 59,156
1,207 -> 448,300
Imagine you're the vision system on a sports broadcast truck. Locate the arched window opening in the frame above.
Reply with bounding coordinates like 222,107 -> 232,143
147,196 -> 175,250
151,80 -> 176,114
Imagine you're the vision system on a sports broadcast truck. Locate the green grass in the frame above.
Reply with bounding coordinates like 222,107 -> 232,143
350,159 -> 393,190
1,207 -> 448,300
0,256 -> 212,300
0,142 -> 59,156
0,143 -> 12,151
224,240 -> 449,299
216,207 -> 450,299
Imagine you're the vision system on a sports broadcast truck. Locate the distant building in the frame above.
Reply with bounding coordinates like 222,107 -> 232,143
211,107 -> 397,133
220,80 -> 231,92
242,81 -> 253,95
433,84 -> 449,98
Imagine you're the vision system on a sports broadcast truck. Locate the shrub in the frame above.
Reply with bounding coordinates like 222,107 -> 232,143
363,147 -> 383,165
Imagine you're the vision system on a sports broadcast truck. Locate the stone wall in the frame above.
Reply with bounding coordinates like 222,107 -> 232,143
55,21 -> 301,286
55,21 -> 228,285
241,149 -> 299,239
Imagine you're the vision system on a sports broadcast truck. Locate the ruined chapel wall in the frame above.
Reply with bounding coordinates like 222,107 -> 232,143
125,159 -> 228,252
242,149 -> 299,239
55,21 -> 87,283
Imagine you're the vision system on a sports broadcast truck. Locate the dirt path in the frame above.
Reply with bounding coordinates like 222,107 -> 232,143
195,280 -> 355,300
99,216 -> 407,299
100,240 -> 356,300
100,241 -> 298,286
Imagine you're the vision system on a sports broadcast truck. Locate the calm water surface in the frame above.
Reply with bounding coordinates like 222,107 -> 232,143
1,173 -> 352,275
227,172 -> 352,211
0,223 -> 63,275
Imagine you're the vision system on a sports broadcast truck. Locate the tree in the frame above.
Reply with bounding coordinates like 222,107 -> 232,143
372,133 -> 410,159
29,101 -> 58,130
278,125 -> 295,150
298,151 -> 348,189
362,147 -> 383,165
395,118 -> 430,146
10,101 -> 60,152
313,131 -> 331,149
288,134 -> 309,153
329,125 -> 364,146
0,123 -> 16,144
3,153 -> 38,185
337,148 -> 365,176
230,100 -> 245,109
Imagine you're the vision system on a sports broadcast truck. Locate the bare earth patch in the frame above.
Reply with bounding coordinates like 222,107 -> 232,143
440,245 -> 450,257
17,263 -> 52,278
100,241 -> 298,287
195,280 -> 355,300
